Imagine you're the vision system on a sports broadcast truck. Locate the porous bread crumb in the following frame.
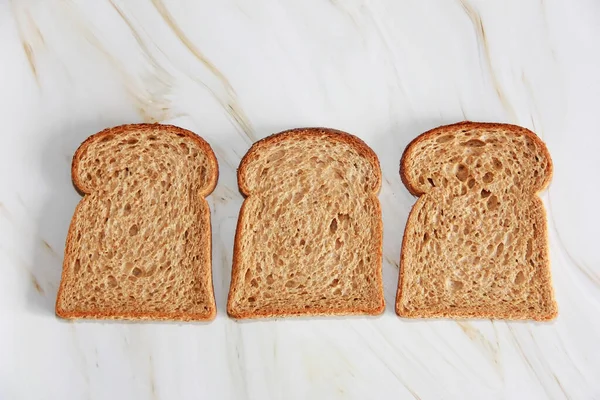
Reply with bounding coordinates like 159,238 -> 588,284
396,121 -> 558,320
227,128 -> 385,318
55,123 -> 218,321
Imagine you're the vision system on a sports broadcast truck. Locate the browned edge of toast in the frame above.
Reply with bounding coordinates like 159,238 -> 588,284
55,123 -> 219,321
227,127 -> 385,319
395,121 -> 556,320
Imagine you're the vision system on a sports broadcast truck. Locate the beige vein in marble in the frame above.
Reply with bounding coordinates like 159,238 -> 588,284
506,325 -> 563,399
225,322 -> 250,400
59,1 -> 173,122
11,3 -> 45,87
107,0 -> 176,121
31,273 -> 44,295
151,0 -> 256,144
148,354 -> 159,400
456,321 -> 502,377
458,0 -> 517,123
352,325 -> 422,399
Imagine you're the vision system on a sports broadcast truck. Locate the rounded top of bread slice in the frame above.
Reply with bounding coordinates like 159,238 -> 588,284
237,127 -> 381,195
400,121 -> 553,197
72,123 -> 218,196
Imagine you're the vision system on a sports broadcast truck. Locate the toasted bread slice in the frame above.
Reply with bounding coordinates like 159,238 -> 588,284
56,123 -> 219,321
227,128 -> 385,318
396,121 -> 557,320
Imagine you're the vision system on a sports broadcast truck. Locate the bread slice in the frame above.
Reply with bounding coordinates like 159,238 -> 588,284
227,128 -> 385,318
55,123 -> 219,321
396,121 -> 557,320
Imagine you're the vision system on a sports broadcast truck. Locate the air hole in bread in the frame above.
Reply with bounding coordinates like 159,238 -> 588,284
247,296 -> 256,303
293,192 -> 304,204
436,135 -> 454,143
285,280 -> 297,288
107,275 -> 117,288
74,259 -> 81,273
131,267 -> 142,277
467,178 -> 475,188
487,195 -> 499,211
481,189 -> 491,198
446,279 -> 464,291
330,219 -> 338,233
129,224 -> 139,236
483,172 -> 494,183
496,242 -> 504,256
266,274 -> 274,284
127,138 -> 138,145
514,271 -> 526,284
335,238 -> 343,250
456,164 -> 468,181
427,178 -> 435,187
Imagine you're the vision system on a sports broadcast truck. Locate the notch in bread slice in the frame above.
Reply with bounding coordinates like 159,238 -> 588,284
56,123 -> 219,321
227,128 -> 385,318
397,121 -> 557,320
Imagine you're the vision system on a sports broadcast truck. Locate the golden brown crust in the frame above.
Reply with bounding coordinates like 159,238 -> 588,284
396,121 -> 557,321
55,308 -> 216,321
56,123 -> 218,322
228,127 -> 384,319
400,121 -> 553,197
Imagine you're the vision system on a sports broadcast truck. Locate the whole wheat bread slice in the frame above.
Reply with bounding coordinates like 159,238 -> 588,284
396,121 -> 557,320
227,128 -> 385,318
56,123 -> 219,321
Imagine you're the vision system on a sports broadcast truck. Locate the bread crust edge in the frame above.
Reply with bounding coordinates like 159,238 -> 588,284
56,123 -> 219,322
396,121 -> 557,321
228,127 -> 385,319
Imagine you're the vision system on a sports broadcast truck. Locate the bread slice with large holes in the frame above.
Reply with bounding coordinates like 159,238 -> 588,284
397,121 -> 557,320
227,128 -> 385,318
55,123 -> 219,321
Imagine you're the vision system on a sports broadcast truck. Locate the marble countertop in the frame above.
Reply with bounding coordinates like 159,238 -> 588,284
1,1 -> 599,399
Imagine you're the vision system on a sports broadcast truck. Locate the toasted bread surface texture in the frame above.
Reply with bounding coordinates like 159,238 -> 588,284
397,121 -> 557,320
56,123 -> 218,321
228,128 -> 385,318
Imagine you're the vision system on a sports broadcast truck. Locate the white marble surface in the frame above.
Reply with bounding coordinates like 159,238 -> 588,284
1,0 -> 599,398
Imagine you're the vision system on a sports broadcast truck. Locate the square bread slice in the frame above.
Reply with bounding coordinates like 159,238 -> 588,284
227,128 -> 385,318
55,123 -> 219,321
396,122 -> 558,320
